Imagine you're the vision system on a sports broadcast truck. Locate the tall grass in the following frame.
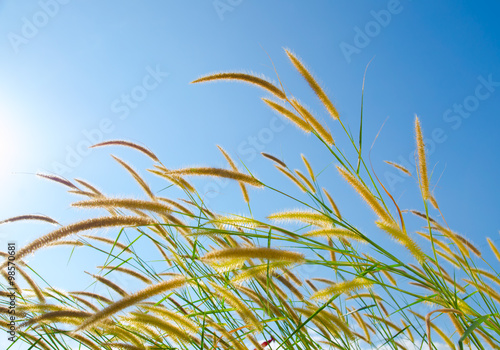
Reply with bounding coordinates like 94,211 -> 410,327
1,49 -> 500,350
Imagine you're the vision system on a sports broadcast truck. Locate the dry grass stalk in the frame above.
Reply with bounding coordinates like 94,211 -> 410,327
261,152 -> 287,168
91,140 -> 159,162
192,72 -> 286,99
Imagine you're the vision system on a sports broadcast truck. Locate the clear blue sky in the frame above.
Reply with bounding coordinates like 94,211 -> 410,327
0,1 -> 499,347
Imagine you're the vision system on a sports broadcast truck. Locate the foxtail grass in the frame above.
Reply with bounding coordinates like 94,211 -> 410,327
2,48 -> 499,350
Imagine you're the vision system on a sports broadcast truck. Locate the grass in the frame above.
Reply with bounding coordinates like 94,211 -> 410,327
1,48 -> 500,350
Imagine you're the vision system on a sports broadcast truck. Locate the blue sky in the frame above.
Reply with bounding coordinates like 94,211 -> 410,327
0,0 -> 499,347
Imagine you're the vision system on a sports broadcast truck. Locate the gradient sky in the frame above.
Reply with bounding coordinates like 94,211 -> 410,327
0,1 -> 499,348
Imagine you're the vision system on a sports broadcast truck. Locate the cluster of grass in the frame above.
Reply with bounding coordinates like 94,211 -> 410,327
1,49 -> 500,350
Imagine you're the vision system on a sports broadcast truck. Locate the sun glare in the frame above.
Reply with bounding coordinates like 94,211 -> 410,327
0,106 -> 20,173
